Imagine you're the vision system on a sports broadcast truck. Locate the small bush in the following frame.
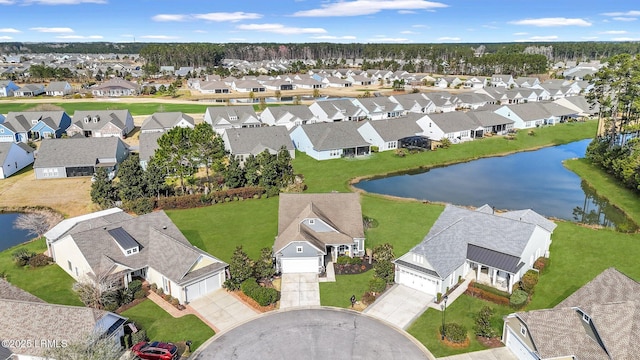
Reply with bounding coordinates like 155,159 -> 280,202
533,257 -> 548,273
128,280 -> 143,294
134,289 -> 147,300
369,277 -> 387,293
520,270 -> 539,295
28,253 -> 52,268
371,146 -> 379,153
349,257 -> 362,265
131,329 -> 147,344
510,289 -> 529,308
170,297 -> 180,306
150,283 -> 158,291
361,291 -> 377,305
443,323 -> 468,343
12,249 -> 36,267
336,256 -> 351,265
436,292 -> 442,303
123,198 -> 154,215
474,306 -> 497,338
240,278 -> 278,306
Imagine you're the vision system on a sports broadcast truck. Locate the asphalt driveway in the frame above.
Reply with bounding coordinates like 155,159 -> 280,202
279,273 -> 320,308
364,284 -> 434,329
188,288 -> 258,332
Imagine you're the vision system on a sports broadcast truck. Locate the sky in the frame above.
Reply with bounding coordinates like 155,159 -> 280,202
0,0 -> 639,44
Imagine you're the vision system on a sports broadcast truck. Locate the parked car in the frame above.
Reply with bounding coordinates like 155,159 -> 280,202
131,341 -> 179,360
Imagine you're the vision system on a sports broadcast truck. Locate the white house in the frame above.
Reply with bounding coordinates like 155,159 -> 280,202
351,98 -> 404,120
67,110 -> 134,138
308,99 -> 367,123
0,142 -> 34,179
395,204 -> 556,298
0,80 -> 19,97
203,106 -> 261,134
45,209 -> 228,304
260,105 -> 318,130
290,121 -> 371,160
356,115 -> 425,152
45,81 -> 73,96
417,111 -> 480,142
222,126 -> 295,165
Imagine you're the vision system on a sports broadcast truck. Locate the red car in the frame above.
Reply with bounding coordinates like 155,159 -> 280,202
131,341 -> 179,360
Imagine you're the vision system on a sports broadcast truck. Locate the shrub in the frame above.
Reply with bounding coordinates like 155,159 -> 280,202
123,198 -> 154,215
128,280 -> 142,294
510,289 -> 529,308
465,286 -> 510,306
520,270 -> 539,295
443,323 -> 468,343
471,282 -> 511,298
170,297 -> 180,306
361,291 -> 376,305
336,256 -> 351,265
533,257 -> 548,273
134,289 -> 147,300
371,146 -> 379,153
241,278 -> 259,294
252,287 -> 279,306
12,249 -> 36,267
474,306 -> 497,338
394,148 -> 407,157
150,283 -> 157,292
131,329 -> 147,345
436,292 -> 442,303
373,260 -> 395,284
28,253 -> 52,268
349,257 -> 362,265
369,277 -> 387,294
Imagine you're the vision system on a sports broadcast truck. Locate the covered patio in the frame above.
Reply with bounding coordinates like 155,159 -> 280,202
466,244 -> 523,293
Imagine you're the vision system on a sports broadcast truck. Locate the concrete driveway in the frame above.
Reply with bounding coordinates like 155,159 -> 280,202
192,308 -> 436,360
279,273 -> 320,309
364,284 -> 434,329
188,288 -> 258,332
437,348 -> 517,360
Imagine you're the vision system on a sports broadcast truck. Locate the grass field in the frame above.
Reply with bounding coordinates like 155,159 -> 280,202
0,101 -> 214,116
121,299 -> 214,351
319,272 -> 373,308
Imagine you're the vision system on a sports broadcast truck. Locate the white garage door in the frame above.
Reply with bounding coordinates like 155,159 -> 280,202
506,328 -> 537,360
281,257 -> 318,273
0,136 -> 14,142
185,273 -> 221,303
398,268 -> 437,295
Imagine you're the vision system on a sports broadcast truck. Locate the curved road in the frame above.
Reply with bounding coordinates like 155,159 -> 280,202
192,308 -> 434,360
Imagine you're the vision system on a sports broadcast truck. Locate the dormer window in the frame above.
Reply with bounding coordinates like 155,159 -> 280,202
229,115 -> 238,121
92,115 -> 100,123
582,313 -> 590,323
32,119 -> 38,125
309,219 -> 315,225
108,227 -> 140,257
83,116 -> 90,123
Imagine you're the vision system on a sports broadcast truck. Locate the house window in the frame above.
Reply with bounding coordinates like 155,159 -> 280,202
582,313 -> 590,323
296,246 -> 303,253
67,260 -> 72,271
449,275 -> 454,286
520,326 -> 527,336
31,120 -> 38,125
126,249 -> 132,255
309,219 -> 315,225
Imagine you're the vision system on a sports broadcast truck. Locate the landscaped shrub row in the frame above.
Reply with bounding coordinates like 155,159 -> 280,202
519,270 -> 539,295
470,281 -> 511,298
241,278 -> 279,306
533,257 -> 549,273
465,286 -> 510,306
157,186 -> 266,210
442,323 -> 468,343
336,256 -> 362,265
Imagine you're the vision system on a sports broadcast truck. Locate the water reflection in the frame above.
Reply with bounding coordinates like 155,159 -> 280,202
354,140 -> 637,232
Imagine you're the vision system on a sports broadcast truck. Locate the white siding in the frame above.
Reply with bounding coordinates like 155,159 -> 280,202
52,235 -> 94,281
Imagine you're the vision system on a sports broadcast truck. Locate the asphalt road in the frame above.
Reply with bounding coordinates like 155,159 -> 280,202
192,308 -> 434,360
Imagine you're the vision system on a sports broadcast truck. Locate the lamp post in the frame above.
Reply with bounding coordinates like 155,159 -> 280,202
441,295 -> 449,340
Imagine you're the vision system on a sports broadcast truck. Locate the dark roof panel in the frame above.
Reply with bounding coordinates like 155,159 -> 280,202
466,244 -> 521,273
108,227 -> 139,249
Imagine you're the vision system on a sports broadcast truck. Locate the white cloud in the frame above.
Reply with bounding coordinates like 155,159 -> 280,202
25,0 -> 105,4
513,32 -> 528,36
509,17 -> 591,27
236,23 -> 326,34
140,35 -> 179,40
398,10 -> 416,14
311,35 -> 357,40
293,0 -> 448,17
193,12 -> 262,22
0,28 -> 20,33
612,37 -> 640,41
600,30 -> 627,34
612,17 -> 637,21
400,30 -> 418,34
367,36 -> 411,43
0,36 -> 13,40
56,34 -> 103,39
437,36 -> 461,41
193,30 -> 207,33
412,24 -> 428,28
601,10 -> 640,17
0,0 -> 15,4
515,35 -> 559,42
152,14 -> 188,22
482,24 -> 498,29
30,27 -> 73,33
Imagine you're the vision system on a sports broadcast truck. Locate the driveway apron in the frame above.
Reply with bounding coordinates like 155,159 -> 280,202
364,284 -> 434,329
188,288 -> 258,332
280,273 -> 320,308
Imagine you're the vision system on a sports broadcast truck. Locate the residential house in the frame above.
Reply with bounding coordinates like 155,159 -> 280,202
274,193 -> 365,274
490,74 -> 517,88
14,83 -> 45,97
292,77 -> 324,90
553,96 -> 598,117
45,208 -> 228,304
308,99 -> 367,123
455,93 -> 493,110
222,126 -> 294,164
417,111 -> 481,142
357,115 -> 425,151
45,81 -> 73,96
0,111 -> 71,142
388,93 -> 436,114
231,79 -> 265,93
322,76 -> 352,88
67,110 -> 134,138
502,268 -> 639,360
493,102 -> 577,129
466,110 -> 515,135
395,204 -> 556,297
91,78 -> 138,97
33,137 -> 129,179
290,121 -> 371,160
0,142 -> 34,179
422,92 -> 457,113
435,76 -> 462,89
260,105 -> 318,130
352,97 -> 404,120
514,77 -> 540,88
198,80 -> 231,94
262,79 -> 294,91
175,66 -> 194,77
463,76 -> 486,89
203,106 -> 261,134
138,112 -> 195,169
346,74 -> 372,86
0,80 -> 19,97
0,279 -> 128,360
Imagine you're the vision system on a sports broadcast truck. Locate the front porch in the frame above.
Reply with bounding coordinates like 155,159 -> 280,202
467,262 -> 513,293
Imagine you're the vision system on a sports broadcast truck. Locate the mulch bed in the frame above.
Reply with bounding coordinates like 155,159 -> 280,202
476,336 -> 504,348
230,290 -> 277,313
333,260 -> 374,275
439,334 -> 470,348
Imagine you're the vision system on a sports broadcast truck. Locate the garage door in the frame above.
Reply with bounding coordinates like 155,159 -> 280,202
505,328 -> 537,360
0,136 -> 14,142
281,257 -> 318,273
398,268 -> 437,295
185,273 -> 221,303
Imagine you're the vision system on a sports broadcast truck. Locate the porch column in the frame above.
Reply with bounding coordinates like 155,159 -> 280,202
507,274 -> 513,294
476,263 -> 480,281
491,268 -> 496,285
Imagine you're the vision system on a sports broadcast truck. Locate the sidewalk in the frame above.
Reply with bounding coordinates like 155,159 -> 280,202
427,277 -> 471,311
319,261 -> 336,282
146,291 -> 219,332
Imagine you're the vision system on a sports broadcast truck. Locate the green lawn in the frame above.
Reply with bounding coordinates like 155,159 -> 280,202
292,121 -> 598,192
166,197 -> 279,262
0,238 -> 82,306
319,272 -> 373,308
407,295 -> 513,357
0,102 -> 214,116
121,299 -> 214,351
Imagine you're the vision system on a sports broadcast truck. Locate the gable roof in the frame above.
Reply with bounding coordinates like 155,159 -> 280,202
466,110 -> 515,127
313,99 -> 364,118
34,137 -> 126,168
140,112 -> 194,132
66,210 -> 227,285
45,81 -> 71,91
224,126 -> 293,155
0,142 -> 33,165
0,278 -> 44,303
275,193 -> 364,253
44,207 -> 131,242
93,77 -> 137,90
71,110 -> 130,131
263,104 -> 317,123
426,112 -> 479,133
139,131 -> 164,163
205,105 -> 259,127
297,121 -> 370,150
359,116 -> 423,141
4,111 -> 68,133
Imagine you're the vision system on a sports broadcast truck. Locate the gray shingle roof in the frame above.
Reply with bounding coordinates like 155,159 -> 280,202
359,117 -> 422,141
224,126 -> 293,155
467,110 -> 515,127
0,142 -> 33,165
68,210 -> 227,285
139,131 -> 164,163
45,81 -> 70,92
314,99 -> 364,118
71,110 -> 130,131
4,111 -> 67,133
298,121 -> 370,150
205,106 -> 259,127
140,112 -> 194,132
34,137 -> 125,168
427,112 -> 479,133
263,105 -> 317,123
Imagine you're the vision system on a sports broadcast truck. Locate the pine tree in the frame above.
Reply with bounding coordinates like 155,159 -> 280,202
117,153 -> 146,202
90,168 -> 116,208
225,246 -> 254,290
253,247 -> 275,281
243,154 -> 260,186
224,156 -> 246,189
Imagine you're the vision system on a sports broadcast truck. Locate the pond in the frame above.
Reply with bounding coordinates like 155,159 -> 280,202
355,139 -> 638,232
0,212 -> 34,252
